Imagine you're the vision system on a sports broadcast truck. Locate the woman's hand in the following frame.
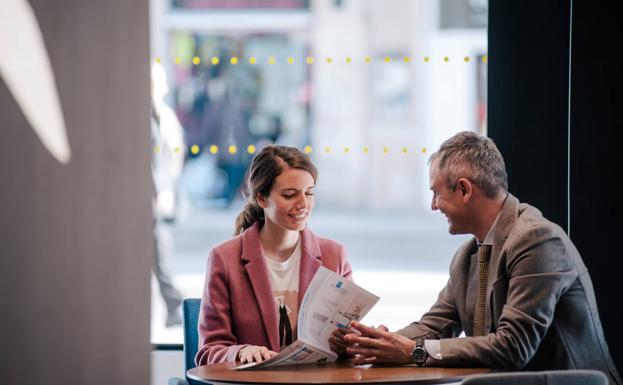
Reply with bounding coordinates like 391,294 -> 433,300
329,327 -> 352,357
237,345 -> 278,364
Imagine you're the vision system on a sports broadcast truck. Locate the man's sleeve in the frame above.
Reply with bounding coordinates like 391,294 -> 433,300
396,277 -> 463,340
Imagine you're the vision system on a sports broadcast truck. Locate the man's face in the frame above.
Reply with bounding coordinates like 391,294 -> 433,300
429,164 -> 470,235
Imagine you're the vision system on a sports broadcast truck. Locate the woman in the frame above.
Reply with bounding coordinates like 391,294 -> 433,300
196,145 -> 353,365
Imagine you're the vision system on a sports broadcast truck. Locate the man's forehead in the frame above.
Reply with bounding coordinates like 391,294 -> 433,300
428,165 -> 447,188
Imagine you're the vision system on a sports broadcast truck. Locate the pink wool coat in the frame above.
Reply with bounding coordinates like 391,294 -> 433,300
195,222 -> 353,365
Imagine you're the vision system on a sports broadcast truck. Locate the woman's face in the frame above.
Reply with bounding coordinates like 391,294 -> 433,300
257,167 -> 315,233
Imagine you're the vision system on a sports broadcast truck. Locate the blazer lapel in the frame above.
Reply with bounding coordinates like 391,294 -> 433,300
485,193 -> 520,331
297,227 -> 322,306
241,223 -> 280,352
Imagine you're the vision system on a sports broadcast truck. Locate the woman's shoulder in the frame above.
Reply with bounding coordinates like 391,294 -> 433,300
209,233 -> 244,260
209,222 -> 261,261
304,228 -> 346,256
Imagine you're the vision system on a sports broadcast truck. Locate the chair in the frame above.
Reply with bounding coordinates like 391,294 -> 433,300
168,298 -> 202,385
462,369 -> 608,385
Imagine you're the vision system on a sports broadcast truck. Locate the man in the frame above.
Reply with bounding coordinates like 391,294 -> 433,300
337,131 -> 621,385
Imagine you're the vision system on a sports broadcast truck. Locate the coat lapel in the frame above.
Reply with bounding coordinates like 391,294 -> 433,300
297,227 -> 322,306
240,223 -> 280,352
485,193 -> 520,332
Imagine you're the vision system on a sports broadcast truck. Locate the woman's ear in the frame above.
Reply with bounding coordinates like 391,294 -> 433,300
256,193 -> 267,209
457,178 -> 473,202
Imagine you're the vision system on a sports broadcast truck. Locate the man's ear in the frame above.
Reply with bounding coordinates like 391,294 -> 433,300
256,193 -> 267,208
457,178 -> 473,202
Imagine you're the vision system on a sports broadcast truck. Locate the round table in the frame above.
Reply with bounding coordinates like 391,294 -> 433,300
187,362 -> 490,384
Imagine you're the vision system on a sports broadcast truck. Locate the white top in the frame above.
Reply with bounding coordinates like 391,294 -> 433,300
265,239 -> 301,346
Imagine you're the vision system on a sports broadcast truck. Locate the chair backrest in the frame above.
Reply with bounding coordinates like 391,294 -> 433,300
182,298 -> 201,372
462,370 -> 609,385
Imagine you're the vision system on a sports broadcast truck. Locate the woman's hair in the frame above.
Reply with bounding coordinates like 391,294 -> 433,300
233,145 -> 318,236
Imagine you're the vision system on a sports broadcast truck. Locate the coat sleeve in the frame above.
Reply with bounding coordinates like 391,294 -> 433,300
438,226 -> 578,369
195,249 -> 249,365
396,276 -> 464,340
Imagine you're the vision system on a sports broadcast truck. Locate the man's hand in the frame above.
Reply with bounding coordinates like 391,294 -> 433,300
343,321 -> 416,365
237,345 -> 278,364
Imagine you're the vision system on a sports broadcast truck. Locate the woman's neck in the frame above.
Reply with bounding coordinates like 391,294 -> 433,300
259,221 -> 300,262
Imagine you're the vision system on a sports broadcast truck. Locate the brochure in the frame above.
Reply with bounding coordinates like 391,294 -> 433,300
234,266 -> 379,370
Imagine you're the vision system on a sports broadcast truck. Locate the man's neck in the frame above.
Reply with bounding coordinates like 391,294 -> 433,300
473,192 -> 508,242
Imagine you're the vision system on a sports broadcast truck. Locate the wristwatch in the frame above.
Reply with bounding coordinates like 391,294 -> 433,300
410,338 -> 427,366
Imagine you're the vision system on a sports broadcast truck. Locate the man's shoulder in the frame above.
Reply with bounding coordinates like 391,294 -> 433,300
499,202 -> 578,267
511,202 -> 566,242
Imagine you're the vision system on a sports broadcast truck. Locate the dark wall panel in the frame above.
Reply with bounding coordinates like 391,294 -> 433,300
489,0 -> 622,373
569,0 -> 623,371
0,1 -> 152,384
488,0 -> 570,229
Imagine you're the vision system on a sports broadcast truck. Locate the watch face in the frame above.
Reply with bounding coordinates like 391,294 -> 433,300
412,347 -> 426,364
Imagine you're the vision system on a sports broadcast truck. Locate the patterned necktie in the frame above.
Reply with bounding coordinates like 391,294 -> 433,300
279,304 -> 293,346
473,244 -> 492,336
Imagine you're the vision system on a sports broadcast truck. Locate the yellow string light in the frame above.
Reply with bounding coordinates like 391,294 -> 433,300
210,145 -> 218,154
190,145 -> 200,155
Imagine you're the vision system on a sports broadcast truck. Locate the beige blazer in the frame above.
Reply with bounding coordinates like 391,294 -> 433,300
398,194 -> 621,385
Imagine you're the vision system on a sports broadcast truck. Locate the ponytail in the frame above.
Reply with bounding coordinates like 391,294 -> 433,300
233,200 -> 264,236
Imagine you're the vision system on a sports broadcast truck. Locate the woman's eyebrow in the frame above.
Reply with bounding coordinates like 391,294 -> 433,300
280,186 -> 315,192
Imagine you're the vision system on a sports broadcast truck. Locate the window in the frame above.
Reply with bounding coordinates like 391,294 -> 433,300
150,0 -> 487,344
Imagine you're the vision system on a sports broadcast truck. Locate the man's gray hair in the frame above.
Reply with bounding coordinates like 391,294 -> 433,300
429,131 -> 508,198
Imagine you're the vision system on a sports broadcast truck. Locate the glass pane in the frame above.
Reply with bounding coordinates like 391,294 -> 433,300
150,0 -> 487,344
